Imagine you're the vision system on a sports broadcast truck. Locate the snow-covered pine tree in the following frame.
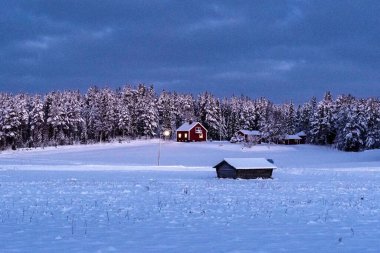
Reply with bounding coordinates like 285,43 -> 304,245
1,94 -> 22,149
220,98 -> 233,139
295,105 -> 302,132
255,97 -> 271,133
64,91 -> 84,144
238,97 -> 254,130
197,92 -> 226,140
14,94 -> 30,147
333,94 -> 354,150
82,87 -> 95,142
135,84 -> 158,138
116,87 -> 132,139
0,94 -> 6,149
92,88 -> 118,142
83,87 -> 117,142
283,101 -> 296,135
157,91 -> 178,138
335,98 -> 366,151
261,105 -> 286,144
365,98 -> 380,149
29,95 -> 45,147
225,96 -> 241,139
295,97 -> 315,135
309,92 -> 336,145
254,98 -> 272,141
45,92 -> 68,145
102,88 -> 118,140
175,93 -> 195,128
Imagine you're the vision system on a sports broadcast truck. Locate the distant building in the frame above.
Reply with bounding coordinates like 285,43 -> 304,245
231,130 -> 262,143
214,158 -> 277,179
296,131 -> 307,144
283,134 -> 302,145
176,122 -> 208,142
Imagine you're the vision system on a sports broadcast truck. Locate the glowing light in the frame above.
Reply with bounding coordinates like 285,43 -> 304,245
163,130 -> 171,137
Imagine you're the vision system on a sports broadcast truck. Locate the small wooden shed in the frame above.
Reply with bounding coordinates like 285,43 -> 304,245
234,130 -> 262,143
283,134 -> 302,145
214,158 -> 277,179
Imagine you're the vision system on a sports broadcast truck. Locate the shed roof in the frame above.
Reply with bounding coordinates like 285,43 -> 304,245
296,131 -> 306,137
238,130 -> 261,136
214,158 -> 277,170
176,122 -> 207,132
284,134 -> 302,140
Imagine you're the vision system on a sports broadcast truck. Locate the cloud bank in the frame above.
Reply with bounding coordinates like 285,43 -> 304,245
1,0 -> 380,102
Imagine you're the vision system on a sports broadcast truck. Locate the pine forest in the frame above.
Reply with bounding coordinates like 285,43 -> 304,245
0,85 -> 379,152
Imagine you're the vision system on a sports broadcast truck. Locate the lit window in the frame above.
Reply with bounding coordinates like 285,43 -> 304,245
178,133 -> 182,138
199,134 -> 203,139
184,133 -> 188,138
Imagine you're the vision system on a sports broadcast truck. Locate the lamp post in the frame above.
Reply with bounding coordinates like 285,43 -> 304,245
163,130 -> 171,140
158,130 -> 171,166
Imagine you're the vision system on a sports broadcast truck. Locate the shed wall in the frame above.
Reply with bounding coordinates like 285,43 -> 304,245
236,169 -> 273,179
285,139 -> 300,145
216,163 -> 237,178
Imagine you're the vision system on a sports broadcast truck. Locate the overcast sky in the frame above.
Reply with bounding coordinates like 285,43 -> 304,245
1,0 -> 380,102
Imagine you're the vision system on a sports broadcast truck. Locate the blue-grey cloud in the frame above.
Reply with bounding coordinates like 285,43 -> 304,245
1,0 -> 380,102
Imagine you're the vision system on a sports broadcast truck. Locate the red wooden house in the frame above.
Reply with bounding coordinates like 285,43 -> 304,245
176,122 -> 208,142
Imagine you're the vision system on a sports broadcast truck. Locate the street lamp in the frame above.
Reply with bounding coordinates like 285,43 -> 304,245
163,130 -> 171,139
158,130 -> 171,166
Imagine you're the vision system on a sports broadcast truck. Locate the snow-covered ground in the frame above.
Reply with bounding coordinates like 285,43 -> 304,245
1,141 -> 380,252
2,140 -> 380,169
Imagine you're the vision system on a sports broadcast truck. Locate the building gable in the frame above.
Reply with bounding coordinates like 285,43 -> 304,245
176,122 -> 208,132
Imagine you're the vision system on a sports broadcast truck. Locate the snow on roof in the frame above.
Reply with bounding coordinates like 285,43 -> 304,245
176,122 -> 206,132
284,134 -> 302,140
216,158 -> 277,170
238,130 -> 261,136
296,131 -> 306,137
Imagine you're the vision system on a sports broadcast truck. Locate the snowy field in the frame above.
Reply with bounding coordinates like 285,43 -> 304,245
1,141 -> 380,252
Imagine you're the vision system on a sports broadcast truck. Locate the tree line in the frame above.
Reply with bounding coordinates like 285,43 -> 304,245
0,85 -> 379,152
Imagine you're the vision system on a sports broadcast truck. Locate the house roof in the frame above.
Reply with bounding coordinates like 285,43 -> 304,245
214,158 -> 277,170
296,131 -> 306,137
176,122 -> 207,132
238,130 -> 261,136
284,134 -> 302,140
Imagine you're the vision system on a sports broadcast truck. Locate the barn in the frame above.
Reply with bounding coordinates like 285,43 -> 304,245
283,134 -> 302,145
176,122 -> 208,142
214,158 -> 277,179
